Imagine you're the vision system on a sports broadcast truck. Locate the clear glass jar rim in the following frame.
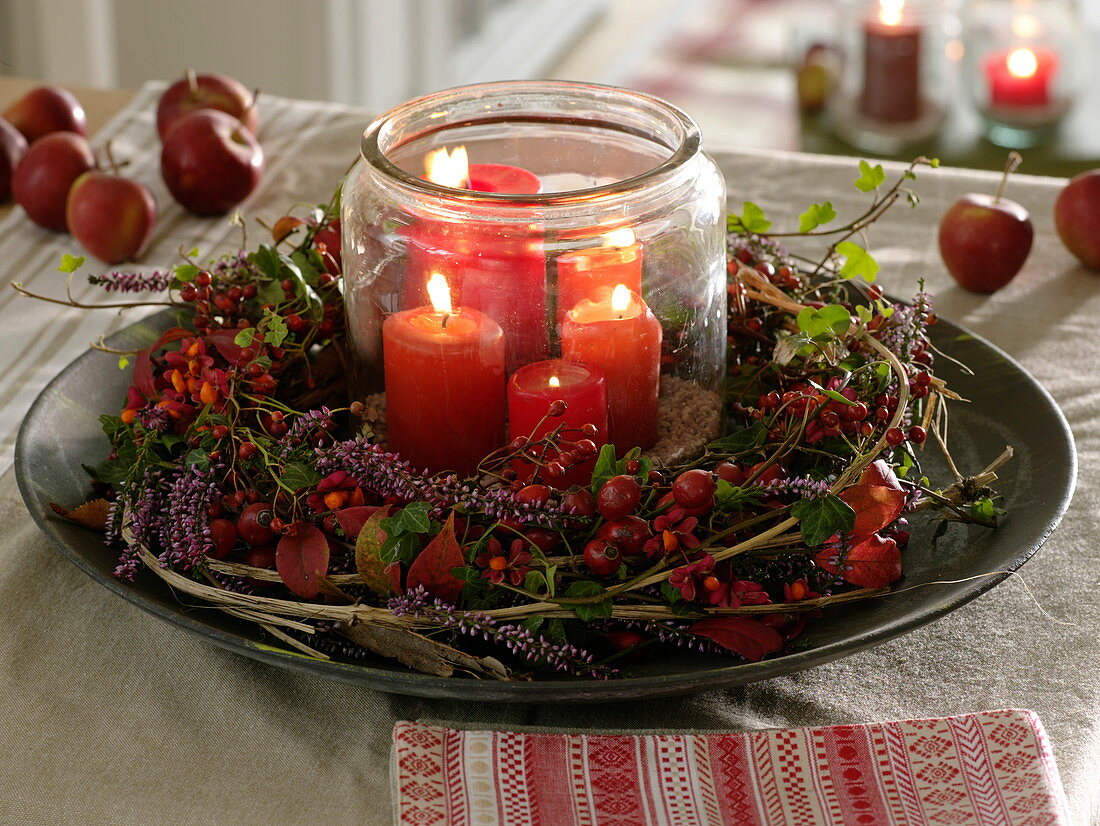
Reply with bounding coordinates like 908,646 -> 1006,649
359,80 -> 702,205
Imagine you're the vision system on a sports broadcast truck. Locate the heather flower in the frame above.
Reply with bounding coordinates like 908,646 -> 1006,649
761,475 -> 831,499
643,508 -> 701,558
135,405 -> 172,433
280,407 -> 336,453
157,465 -> 223,571
88,270 -> 172,293
474,538 -> 532,587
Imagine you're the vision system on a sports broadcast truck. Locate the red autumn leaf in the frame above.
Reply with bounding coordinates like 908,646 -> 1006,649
205,329 -> 244,363
355,506 -> 398,597
814,533 -> 901,589
335,506 -> 379,541
839,483 -> 905,539
405,513 -> 465,603
858,459 -> 903,492
689,616 -> 784,662
276,522 -> 330,599
132,327 -> 191,398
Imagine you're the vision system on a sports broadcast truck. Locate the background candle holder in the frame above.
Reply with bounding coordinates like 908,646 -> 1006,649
342,81 -> 728,473
829,0 -> 950,154
962,0 -> 1081,148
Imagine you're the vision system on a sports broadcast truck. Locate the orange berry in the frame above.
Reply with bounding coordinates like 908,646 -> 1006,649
323,490 -> 348,511
199,382 -> 218,405
662,530 -> 678,553
488,555 -> 508,571
703,575 -> 721,592
789,581 -> 809,601
170,369 -> 186,393
120,408 -> 136,424
186,341 -> 201,358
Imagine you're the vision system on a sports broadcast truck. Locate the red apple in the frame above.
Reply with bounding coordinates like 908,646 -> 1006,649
160,109 -> 264,215
938,152 -> 1033,293
0,117 -> 28,201
66,171 -> 157,263
2,85 -> 87,143
156,71 -> 257,140
11,132 -> 96,231
1054,169 -> 1100,270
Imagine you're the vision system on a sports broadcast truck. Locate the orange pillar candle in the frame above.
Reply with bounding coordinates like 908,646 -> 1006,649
561,284 -> 661,452
383,273 -> 506,475
555,228 -> 642,325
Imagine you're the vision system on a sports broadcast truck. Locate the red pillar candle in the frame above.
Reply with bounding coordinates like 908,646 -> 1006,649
508,360 -> 608,486
383,272 -> 506,475
555,228 -> 643,326
561,284 -> 661,453
860,0 -> 922,123
403,147 -> 547,375
985,47 -> 1056,108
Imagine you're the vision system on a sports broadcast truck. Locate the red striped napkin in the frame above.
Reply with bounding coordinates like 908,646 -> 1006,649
391,709 -> 1069,825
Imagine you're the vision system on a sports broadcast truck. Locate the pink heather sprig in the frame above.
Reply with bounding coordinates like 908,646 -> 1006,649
136,405 -> 173,433
87,270 -> 172,293
157,465 -> 223,571
211,252 -> 258,278
388,586 -> 618,679
761,476 -> 831,499
877,285 -> 933,361
315,436 -> 568,527
109,468 -> 168,580
278,407 -> 335,454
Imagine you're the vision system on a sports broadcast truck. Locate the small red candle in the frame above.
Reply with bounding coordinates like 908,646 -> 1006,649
860,0 -> 922,123
404,146 -> 547,374
508,360 -> 608,486
556,228 -> 643,326
561,284 -> 661,453
383,272 -> 506,475
985,47 -> 1056,108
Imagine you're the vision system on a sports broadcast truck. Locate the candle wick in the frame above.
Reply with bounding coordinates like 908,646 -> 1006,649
442,313 -> 450,329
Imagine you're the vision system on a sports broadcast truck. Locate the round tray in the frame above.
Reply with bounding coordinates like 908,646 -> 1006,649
15,309 -> 1076,702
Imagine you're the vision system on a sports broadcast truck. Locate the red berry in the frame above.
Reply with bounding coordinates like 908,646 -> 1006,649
885,427 -> 906,446
514,484 -> 551,507
547,399 -> 568,417
523,528 -> 560,554
581,423 -> 598,438
238,441 -> 258,460
207,518 -> 238,559
672,469 -> 716,510
819,410 -> 840,430
597,515 -> 653,555
179,284 -> 197,302
211,424 -> 229,439
841,401 -> 869,422
583,539 -> 621,576
597,475 -> 641,520
195,271 -> 211,287
908,425 -> 927,444
749,460 -> 786,486
574,439 -> 597,458
237,502 -> 276,546
605,630 -> 646,653
561,488 -> 596,520
625,459 -> 640,475
545,461 -> 566,482
716,462 -> 747,486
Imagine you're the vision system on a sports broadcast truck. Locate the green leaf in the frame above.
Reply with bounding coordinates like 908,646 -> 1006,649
929,158 -> 940,168
234,328 -> 256,347
281,461 -> 321,491
971,497 -> 996,521
856,304 -> 873,324
821,388 -> 857,406
707,421 -> 766,454
728,202 -> 772,234
660,582 -> 683,604
797,304 -> 851,337
716,479 -> 763,510
173,264 -> 200,283
58,253 -> 85,273
117,355 -> 129,370
854,160 -> 886,192
522,616 -> 545,634
589,443 -> 619,495
836,241 -> 879,283
563,580 -> 612,622
791,494 -> 856,546
523,570 -> 547,594
249,244 -> 282,279
399,501 -> 433,534
260,309 -> 289,348
798,201 -> 837,233
184,448 -> 210,471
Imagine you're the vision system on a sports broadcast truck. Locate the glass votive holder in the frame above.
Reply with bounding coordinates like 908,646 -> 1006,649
963,0 -> 1081,148
829,0 -> 950,154
341,81 -> 728,475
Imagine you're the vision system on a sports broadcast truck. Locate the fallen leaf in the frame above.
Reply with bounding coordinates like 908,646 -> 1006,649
275,522 -> 330,599
340,622 -> 513,680
814,533 -> 901,588
689,616 -> 783,662
839,483 -> 906,539
405,513 -> 465,602
858,459 -> 903,492
50,499 -> 111,532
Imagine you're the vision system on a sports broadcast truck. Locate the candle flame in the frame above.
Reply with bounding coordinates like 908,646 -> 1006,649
426,272 -> 453,314
548,375 -> 560,388
879,0 -> 904,26
601,227 -> 636,248
1007,47 -> 1039,79
611,284 -> 631,313
424,146 -> 469,188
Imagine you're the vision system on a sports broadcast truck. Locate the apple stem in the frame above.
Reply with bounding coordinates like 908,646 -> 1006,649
244,87 -> 261,121
995,151 -> 1022,203
186,68 -> 198,96
104,141 -> 120,176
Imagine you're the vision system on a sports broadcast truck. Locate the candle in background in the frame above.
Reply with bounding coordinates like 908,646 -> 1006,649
561,284 -> 661,453
985,46 -> 1057,108
404,146 -> 547,374
383,272 -> 506,475
860,0 -> 922,122
555,228 -> 643,326
508,360 -> 609,486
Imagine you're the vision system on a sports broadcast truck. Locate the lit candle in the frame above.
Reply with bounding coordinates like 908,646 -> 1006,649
985,46 -> 1057,108
508,360 -> 608,486
555,227 -> 643,326
383,272 -> 506,475
561,284 -> 661,453
404,145 -> 547,374
860,0 -> 922,123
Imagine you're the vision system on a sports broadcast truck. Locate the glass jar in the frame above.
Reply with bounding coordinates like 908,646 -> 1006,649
962,0 -> 1081,148
829,0 -> 950,153
342,80 -> 727,476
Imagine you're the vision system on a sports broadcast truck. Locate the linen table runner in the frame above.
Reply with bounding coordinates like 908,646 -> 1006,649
392,709 -> 1069,825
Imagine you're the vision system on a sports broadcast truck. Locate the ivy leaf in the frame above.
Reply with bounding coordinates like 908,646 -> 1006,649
249,244 -> 281,279
260,308 -> 289,348
281,461 -> 321,491
854,160 -> 886,192
173,263 -> 200,284
399,501 -> 433,534
690,617 -> 783,662
791,494 -> 856,547
836,241 -> 879,282
117,355 -> 129,370
728,202 -> 772,234
590,444 -> 619,495
58,253 -> 85,273
797,305 -> 851,338
707,421 -> 766,453
798,201 -> 837,233
276,522 -> 330,599
234,328 -> 256,347
184,448 -> 210,471
564,580 -> 612,622
405,513 -> 466,602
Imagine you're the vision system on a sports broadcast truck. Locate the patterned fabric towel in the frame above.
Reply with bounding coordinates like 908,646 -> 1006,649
391,709 -> 1069,825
